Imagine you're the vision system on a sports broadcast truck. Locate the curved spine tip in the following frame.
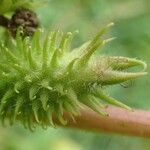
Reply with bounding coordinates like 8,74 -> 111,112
94,90 -> 132,110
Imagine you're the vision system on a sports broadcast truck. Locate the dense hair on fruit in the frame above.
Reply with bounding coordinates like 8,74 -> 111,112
0,23 -> 147,131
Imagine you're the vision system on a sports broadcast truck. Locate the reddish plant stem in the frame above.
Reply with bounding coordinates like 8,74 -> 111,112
54,106 -> 150,138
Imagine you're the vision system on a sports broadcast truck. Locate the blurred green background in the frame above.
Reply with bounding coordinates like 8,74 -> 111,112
0,0 -> 150,149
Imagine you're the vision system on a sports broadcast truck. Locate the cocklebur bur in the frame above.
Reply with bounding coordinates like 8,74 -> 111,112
0,23 -> 147,131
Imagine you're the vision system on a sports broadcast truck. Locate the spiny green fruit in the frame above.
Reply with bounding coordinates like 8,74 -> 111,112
0,23 -> 147,131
